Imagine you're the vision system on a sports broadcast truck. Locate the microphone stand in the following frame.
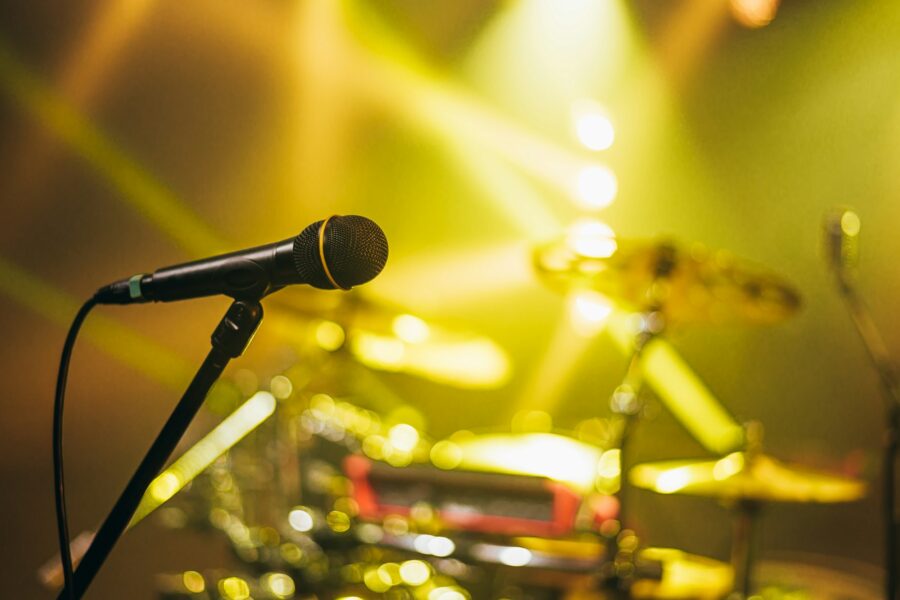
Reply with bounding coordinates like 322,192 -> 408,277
831,269 -> 899,600
57,299 -> 264,599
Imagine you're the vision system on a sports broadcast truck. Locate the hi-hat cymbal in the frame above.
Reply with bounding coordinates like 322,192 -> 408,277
629,451 -> 866,504
535,230 -> 801,325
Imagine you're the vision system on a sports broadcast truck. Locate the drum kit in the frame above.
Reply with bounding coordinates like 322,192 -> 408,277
151,226 -> 874,600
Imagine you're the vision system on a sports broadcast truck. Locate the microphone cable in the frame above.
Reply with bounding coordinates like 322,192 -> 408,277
53,295 -> 98,600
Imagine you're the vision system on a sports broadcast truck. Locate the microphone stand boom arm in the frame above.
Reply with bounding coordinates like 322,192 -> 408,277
57,299 -> 264,599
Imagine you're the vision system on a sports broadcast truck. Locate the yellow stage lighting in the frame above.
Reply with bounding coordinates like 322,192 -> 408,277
569,290 -> 614,337
350,330 -> 510,389
446,432 -> 605,494
606,313 -> 744,455
129,392 -> 277,528
565,218 -> 618,258
730,0 -> 780,28
0,43 -> 225,257
218,577 -> 251,600
575,165 -> 618,210
572,100 -> 615,151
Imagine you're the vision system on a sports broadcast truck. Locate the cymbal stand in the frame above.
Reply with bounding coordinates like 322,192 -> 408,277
728,499 -> 761,599
599,245 -> 676,593
830,268 -> 900,600
727,422 -> 765,599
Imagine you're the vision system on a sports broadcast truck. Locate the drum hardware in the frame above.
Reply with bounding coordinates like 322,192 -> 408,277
630,422 -> 866,598
119,224 -> 874,600
823,207 -> 900,599
533,235 -> 801,327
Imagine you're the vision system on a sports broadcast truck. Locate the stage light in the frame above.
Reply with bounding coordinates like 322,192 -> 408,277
430,440 -> 463,469
565,218 -> 617,258
510,318 -> 594,417
414,534 -> 455,557
269,375 -> 293,399
655,467 -> 692,494
182,571 -> 205,594
262,572 -> 295,599
377,563 -> 402,587
498,546 -> 533,567
429,586 -> 469,600
326,510 -> 352,533
288,507 -> 314,532
280,543 -> 304,565
218,577 -> 251,600
575,165 -> 618,209
569,291 -> 613,337
315,320 -> 346,350
572,100 -> 615,151
730,0 -> 779,28
364,567 -> 392,593
352,333 -> 406,368
388,423 -> 420,453
399,560 -> 431,586
392,313 -> 430,344
450,432 -> 604,493
597,449 -> 622,482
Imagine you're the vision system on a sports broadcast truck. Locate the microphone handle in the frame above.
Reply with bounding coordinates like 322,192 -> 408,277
95,238 -> 298,304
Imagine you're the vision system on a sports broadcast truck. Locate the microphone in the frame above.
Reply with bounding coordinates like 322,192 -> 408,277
822,207 -> 860,274
95,215 -> 388,304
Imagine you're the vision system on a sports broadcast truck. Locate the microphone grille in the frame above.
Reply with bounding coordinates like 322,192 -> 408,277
293,215 -> 388,290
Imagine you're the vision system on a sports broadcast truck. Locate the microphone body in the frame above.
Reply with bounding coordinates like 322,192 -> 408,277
95,215 -> 388,305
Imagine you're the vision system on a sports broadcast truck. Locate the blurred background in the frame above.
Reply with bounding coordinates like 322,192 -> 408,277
1,0 -> 899,597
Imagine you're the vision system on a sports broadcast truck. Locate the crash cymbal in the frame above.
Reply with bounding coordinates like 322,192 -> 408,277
534,223 -> 800,325
629,451 -> 866,504
268,292 -> 511,388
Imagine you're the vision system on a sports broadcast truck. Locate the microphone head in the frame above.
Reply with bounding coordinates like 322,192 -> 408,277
293,215 -> 389,289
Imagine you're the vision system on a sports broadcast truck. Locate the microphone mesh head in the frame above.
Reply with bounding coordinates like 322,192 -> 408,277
292,215 -> 389,289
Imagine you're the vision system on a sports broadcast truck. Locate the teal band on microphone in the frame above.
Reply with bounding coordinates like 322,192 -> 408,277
128,274 -> 144,299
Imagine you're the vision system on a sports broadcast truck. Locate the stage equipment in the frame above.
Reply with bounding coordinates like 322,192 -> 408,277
344,455 -> 585,538
823,207 -> 900,600
52,215 -> 387,599
269,294 -> 511,388
535,235 -> 800,325
630,423 -> 866,597
95,215 -> 388,304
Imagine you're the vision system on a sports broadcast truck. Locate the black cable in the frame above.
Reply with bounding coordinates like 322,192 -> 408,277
54,296 -> 98,600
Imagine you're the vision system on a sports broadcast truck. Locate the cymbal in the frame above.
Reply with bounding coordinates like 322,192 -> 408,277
629,451 -> 866,503
557,544 -> 732,599
268,292 -> 511,388
534,229 -> 801,325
